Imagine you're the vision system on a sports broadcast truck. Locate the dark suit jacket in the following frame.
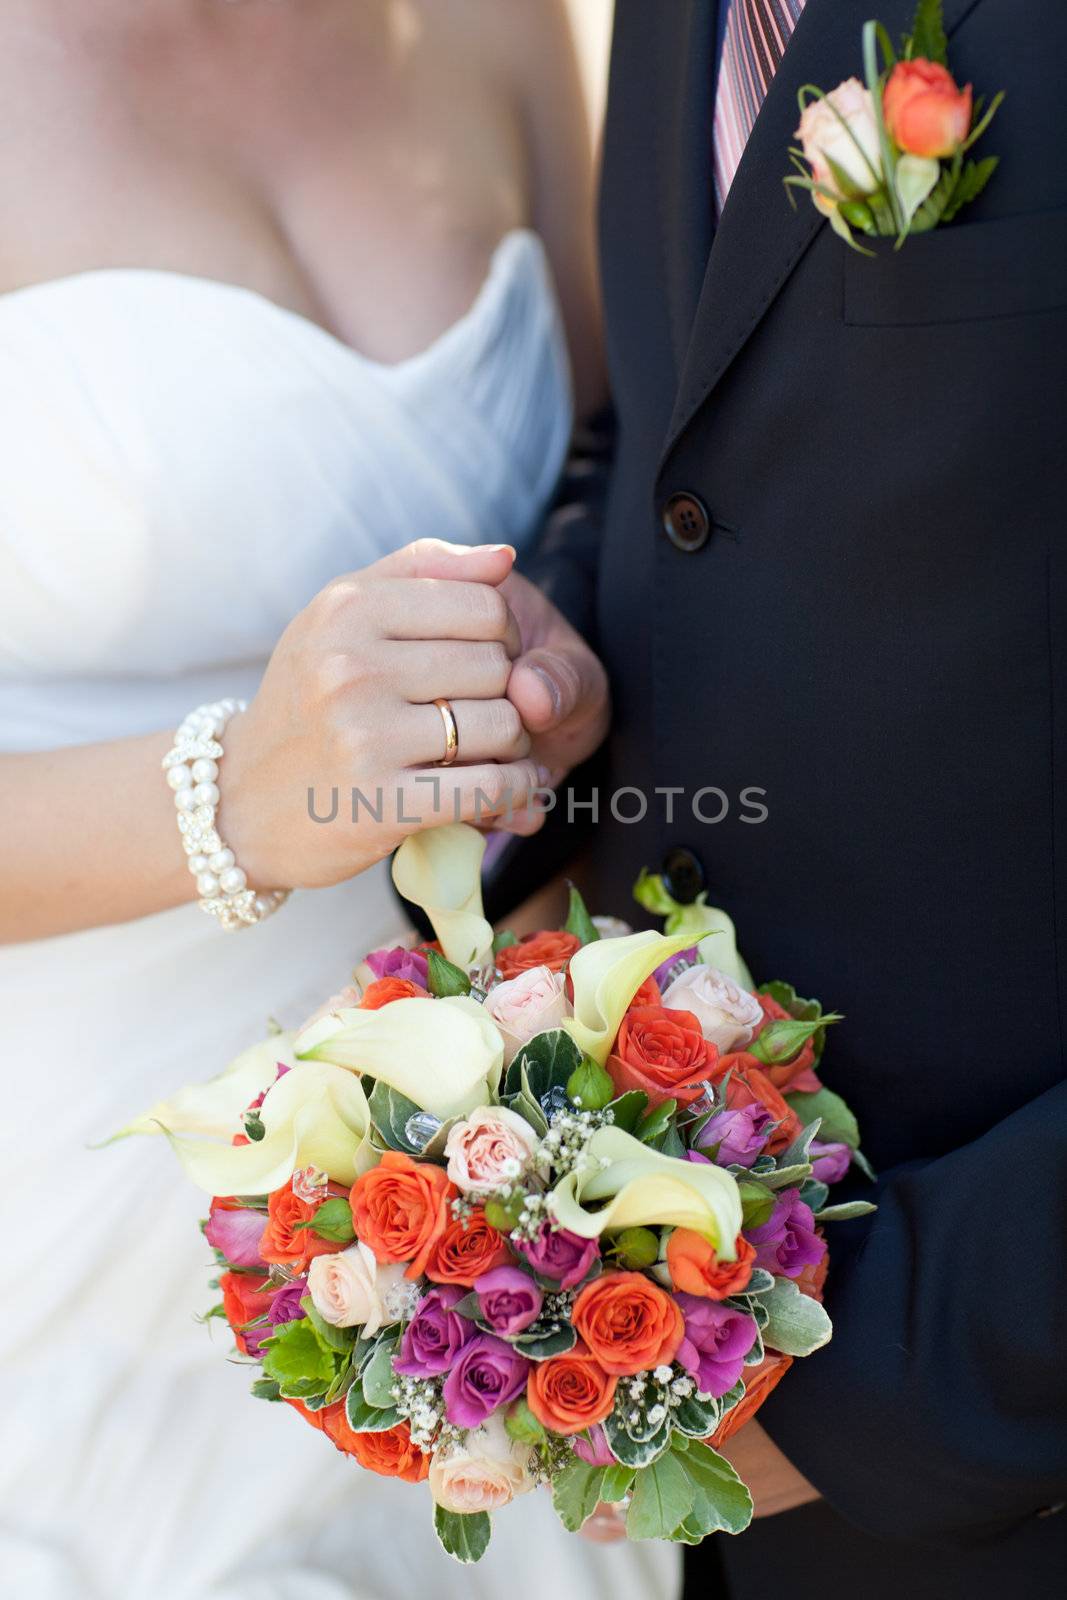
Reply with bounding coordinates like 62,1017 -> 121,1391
521,0 -> 1067,1590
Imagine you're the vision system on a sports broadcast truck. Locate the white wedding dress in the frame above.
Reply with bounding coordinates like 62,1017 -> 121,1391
0,233 -> 678,1600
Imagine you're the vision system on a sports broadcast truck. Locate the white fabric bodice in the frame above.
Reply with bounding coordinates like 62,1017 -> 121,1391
0,235 -> 677,1600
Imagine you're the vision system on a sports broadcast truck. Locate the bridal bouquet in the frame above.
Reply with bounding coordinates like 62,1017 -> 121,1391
122,825 -> 873,1561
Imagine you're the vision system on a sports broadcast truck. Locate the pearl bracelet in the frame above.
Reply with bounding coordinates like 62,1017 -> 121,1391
163,699 -> 289,930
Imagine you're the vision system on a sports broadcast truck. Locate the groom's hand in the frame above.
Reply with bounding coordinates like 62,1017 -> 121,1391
500,572 -> 610,809
719,1422 -> 820,1518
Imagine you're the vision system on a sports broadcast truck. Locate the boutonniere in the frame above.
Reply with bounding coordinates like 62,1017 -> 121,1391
785,0 -> 1004,252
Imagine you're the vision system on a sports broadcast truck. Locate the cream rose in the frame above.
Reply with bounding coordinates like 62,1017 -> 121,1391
796,78 -> 882,203
307,1240 -> 409,1335
444,1105 -> 539,1195
428,1413 -> 535,1514
483,965 -> 570,1066
661,964 -> 763,1053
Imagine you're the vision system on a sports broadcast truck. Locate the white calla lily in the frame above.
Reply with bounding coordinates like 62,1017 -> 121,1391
563,930 -> 697,1064
548,1126 -> 742,1254
295,994 -> 503,1121
107,1032 -> 297,1144
391,823 -> 492,969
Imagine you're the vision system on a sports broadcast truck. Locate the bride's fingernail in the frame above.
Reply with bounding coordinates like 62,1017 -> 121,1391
531,666 -> 562,716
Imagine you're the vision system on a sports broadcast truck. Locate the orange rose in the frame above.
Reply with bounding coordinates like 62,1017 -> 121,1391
260,1179 -> 346,1274
219,1269 -> 275,1355
667,1230 -> 756,1300
323,1411 -> 431,1482
573,1271 -> 684,1376
286,1397 -> 331,1432
350,1151 -> 455,1279
526,1341 -> 617,1435
709,1352 -> 793,1448
795,1235 -> 830,1303
711,1064 -> 802,1155
425,1207 -> 513,1287
360,977 -> 427,1009
884,58 -> 972,159
608,1005 -> 718,1108
630,974 -> 662,1009
497,930 -> 580,979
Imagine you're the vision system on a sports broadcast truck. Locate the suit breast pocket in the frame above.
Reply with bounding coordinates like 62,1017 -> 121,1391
842,207 -> 1067,327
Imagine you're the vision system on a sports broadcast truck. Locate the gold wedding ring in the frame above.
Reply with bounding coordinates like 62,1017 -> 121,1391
433,697 -> 459,766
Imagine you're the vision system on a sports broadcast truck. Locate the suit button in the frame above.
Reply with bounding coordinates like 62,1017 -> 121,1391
662,492 -> 710,551
661,846 -> 705,904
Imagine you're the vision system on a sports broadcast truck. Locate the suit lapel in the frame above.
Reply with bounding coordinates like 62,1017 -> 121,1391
660,0 -> 979,462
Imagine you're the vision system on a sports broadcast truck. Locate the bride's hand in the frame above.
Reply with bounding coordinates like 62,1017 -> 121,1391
218,540 -> 545,891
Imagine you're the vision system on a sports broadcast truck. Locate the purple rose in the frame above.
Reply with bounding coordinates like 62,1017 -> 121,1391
204,1203 -> 268,1269
745,1189 -> 826,1279
809,1139 -> 851,1185
474,1266 -> 543,1336
572,1424 -> 615,1467
393,1286 -> 474,1377
442,1333 -> 531,1428
694,1105 -> 774,1169
675,1293 -> 758,1398
515,1223 -> 599,1289
652,946 -> 699,988
365,946 -> 429,987
268,1277 -> 308,1330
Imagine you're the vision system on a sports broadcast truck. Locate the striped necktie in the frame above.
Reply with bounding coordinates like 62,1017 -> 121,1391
713,0 -> 807,214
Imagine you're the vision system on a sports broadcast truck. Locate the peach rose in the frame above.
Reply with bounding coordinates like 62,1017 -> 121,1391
444,1105 -> 539,1195
425,1207 -> 513,1287
360,977 -> 427,1009
526,1342 -> 618,1435
884,59 -> 972,159
259,1179 -> 346,1275
666,1230 -> 756,1300
573,1271 -> 684,1376
497,930 -> 580,979
324,1411 -> 431,1482
483,966 -> 570,1065
307,1239 -> 410,1335
429,1412 -> 535,1511
710,1352 -> 794,1448
350,1152 -> 455,1279
609,1005 -> 718,1108
796,78 -> 882,207
661,965 -> 763,1053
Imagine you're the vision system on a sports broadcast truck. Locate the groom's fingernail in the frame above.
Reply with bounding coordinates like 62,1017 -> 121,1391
531,666 -> 562,717
537,765 -> 553,787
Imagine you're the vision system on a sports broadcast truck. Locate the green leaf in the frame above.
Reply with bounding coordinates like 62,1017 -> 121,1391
493,929 -> 519,955
749,1015 -> 841,1067
300,1297 -> 358,1355
360,1339 -> 399,1407
635,1099 -> 678,1145
895,153 -> 941,235
674,1440 -> 754,1537
250,1377 -> 282,1402
504,1029 -> 582,1104
505,1398 -> 545,1444
344,1382 -> 401,1433
433,1505 -> 491,1563
260,1318 -> 337,1389
627,1454 -> 695,1541
606,1090 -> 649,1133
672,1391 -> 723,1438
368,1080 -> 427,1154
905,0 -> 948,65
564,884 -> 601,946
296,1195 -> 355,1244
503,1088 -> 549,1138
761,1275 -> 833,1357
567,1054 -> 615,1112
552,1462 -> 607,1531
512,1323 -> 577,1361
603,1408 -> 672,1468
601,1464 -> 636,1502
941,155 -> 999,222
737,1179 -> 777,1230
632,869 -> 677,918
786,1085 -> 861,1150
814,1200 -> 878,1222
427,948 -> 472,997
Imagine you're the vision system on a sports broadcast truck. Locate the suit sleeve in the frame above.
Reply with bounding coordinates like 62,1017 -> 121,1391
759,1079 -> 1067,1544
516,407 -> 612,644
